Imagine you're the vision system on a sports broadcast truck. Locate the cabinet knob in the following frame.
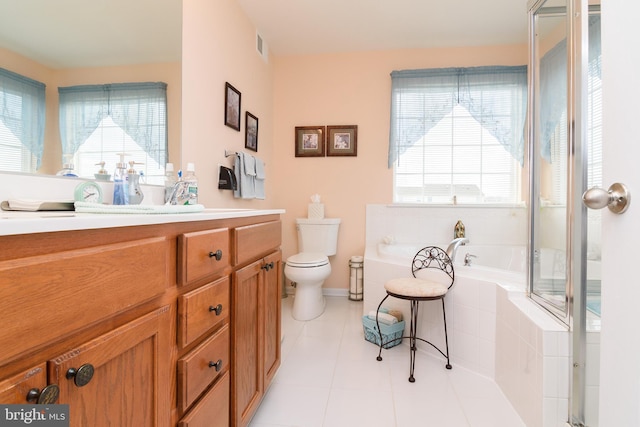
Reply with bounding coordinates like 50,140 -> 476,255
66,363 -> 95,387
209,304 -> 223,315
208,359 -> 223,372
262,262 -> 275,271
26,384 -> 60,404
208,250 -> 223,261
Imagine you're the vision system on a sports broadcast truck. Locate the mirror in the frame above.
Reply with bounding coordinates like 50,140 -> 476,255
0,0 -> 182,182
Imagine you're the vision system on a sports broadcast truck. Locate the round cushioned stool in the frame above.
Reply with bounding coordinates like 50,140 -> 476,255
375,246 -> 455,382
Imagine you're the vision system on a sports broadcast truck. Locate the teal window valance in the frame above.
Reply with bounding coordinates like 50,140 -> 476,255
58,82 -> 168,166
388,65 -> 528,168
0,68 -> 46,170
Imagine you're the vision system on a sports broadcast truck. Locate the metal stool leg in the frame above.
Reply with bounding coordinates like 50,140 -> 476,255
375,295 -> 390,361
442,299 -> 452,370
408,299 -> 419,382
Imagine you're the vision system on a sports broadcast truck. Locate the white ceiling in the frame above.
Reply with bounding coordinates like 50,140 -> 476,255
237,0 -> 530,56
0,0 -> 529,69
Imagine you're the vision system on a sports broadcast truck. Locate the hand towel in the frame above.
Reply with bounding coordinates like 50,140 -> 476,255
242,153 -> 256,199
243,154 -> 256,176
367,311 -> 398,325
233,154 -> 242,198
233,152 -> 256,199
255,157 -> 265,199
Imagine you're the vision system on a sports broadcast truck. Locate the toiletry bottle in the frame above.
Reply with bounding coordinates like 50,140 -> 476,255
94,161 -> 111,181
164,163 -> 177,203
56,154 -> 78,177
127,161 -> 144,205
183,163 -> 198,205
113,153 -> 129,205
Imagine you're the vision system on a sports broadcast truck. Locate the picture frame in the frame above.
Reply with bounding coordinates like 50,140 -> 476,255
327,125 -> 358,156
245,111 -> 258,152
295,126 -> 325,157
224,82 -> 241,131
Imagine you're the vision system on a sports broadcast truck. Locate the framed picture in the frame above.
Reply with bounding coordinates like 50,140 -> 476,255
245,112 -> 258,152
295,126 -> 325,157
224,82 -> 241,131
327,125 -> 358,156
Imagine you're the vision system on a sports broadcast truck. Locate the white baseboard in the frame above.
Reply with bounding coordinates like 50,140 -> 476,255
284,286 -> 349,298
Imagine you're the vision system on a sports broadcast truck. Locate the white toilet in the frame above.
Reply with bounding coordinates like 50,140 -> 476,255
285,218 -> 340,321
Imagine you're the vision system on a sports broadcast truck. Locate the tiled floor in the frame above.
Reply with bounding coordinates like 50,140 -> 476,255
250,296 -> 525,427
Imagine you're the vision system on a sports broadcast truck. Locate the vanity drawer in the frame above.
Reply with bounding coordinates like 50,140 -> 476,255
178,277 -> 230,348
178,228 -> 230,286
234,220 -> 281,266
0,237 -> 168,366
177,324 -> 230,413
178,371 -> 229,427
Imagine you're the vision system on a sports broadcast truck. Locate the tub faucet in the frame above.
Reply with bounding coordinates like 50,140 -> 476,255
464,253 -> 477,266
446,237 -> 469,261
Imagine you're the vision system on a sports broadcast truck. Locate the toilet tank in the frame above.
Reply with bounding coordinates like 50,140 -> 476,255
296,218 -> 341,256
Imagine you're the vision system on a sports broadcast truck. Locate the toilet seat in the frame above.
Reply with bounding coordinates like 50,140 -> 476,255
286,252 -> 329,268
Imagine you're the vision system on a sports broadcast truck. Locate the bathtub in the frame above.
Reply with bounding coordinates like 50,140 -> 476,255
374,242 -> 527,290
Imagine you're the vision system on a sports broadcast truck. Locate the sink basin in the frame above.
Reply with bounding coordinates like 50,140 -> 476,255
202,208 -> 251,213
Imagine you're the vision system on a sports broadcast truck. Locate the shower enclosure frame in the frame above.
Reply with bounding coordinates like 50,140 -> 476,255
527,0 -> 597,425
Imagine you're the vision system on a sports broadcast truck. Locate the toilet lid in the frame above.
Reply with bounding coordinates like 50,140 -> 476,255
286,252 -> 329,268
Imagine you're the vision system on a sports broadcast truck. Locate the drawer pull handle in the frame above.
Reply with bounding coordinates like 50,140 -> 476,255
26,384 -> 60,404
66,363 -> 95,387
209,304 -> 223,315
209,250 -> 223,261
209,359 -> 223,372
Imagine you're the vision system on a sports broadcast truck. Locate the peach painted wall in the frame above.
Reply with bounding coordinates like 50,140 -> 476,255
181,0 -> 275,209
1,47 -> 181,175
272,46 -> 527,291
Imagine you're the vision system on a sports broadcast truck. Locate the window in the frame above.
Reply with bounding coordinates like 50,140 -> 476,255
58,82 -> 168,184
389,66 -> 527,204
0,68 -> 45,173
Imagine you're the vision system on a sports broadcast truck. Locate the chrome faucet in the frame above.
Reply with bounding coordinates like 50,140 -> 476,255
464,253 -> 477,266
445,237 -> 469,261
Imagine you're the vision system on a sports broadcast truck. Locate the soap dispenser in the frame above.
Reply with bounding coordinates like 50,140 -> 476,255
94,161 -> 111,181
113,153 -> 129,205
127,161 -> 144,205
56,154 -> 78,177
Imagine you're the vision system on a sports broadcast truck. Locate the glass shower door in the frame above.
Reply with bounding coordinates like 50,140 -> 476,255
529,0 -> 571,324
529,0 -> 602,424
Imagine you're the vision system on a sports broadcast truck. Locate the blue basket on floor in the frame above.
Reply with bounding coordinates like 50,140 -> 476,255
362,315 -> 405,349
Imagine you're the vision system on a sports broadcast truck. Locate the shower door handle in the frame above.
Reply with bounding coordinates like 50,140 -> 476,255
582,182 -> 630,214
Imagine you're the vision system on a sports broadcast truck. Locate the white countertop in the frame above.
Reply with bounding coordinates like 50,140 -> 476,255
0,208 -> 285,236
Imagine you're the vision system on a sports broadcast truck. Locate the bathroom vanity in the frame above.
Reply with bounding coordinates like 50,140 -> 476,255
0,209 -> 283,427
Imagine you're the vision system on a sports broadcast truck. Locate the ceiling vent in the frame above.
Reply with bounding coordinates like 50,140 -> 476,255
256,31 -> 268,63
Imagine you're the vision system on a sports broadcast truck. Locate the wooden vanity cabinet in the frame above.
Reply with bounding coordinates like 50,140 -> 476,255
0,213 -> 282,427
231,221 -> 282,427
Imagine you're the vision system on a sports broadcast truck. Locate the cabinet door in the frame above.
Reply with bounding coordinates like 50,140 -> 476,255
263,251 -> 282,390
48,306 -> 172,427
0,365 -> 52,404
231,260 -> 264,427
